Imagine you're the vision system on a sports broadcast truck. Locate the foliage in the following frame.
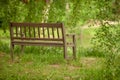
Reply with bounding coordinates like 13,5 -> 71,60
93,24 -> 120,80
25,0 -> 45,22
93,24 -> 120,52
91,0 -> 120,80
95,0 -> 120,21
0,0 -> 45,32
0,0 -> 119,31
0,0 -> 27,32
47,0 -> 66,23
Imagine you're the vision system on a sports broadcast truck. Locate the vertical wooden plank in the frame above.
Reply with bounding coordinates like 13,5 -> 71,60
63,46 -> 67,59
42,27 -> 45,38
61,23 -> 67,59
10,23 -> 13,40
52,27 -> 54,38
24,26 -> 26,37
10,26 -> 13,41
33,27 -> 36,38
10,44 -> 14,62
57,27 -> 59,39
47,27 -> 50,38
72,35 -> 76,59
43,27 -> 45,38
10,23 -> 14,61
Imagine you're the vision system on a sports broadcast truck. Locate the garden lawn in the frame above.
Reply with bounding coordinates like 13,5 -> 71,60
0,51 -> 104,80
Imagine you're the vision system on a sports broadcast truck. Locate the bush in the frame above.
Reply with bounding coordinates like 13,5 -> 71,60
92,24 -> 120,80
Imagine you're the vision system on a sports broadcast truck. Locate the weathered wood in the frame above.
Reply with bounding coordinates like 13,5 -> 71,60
61,23 -> 67,59
66,34 -> 76,59
10,23 -> 14,61
11,23 -> 62,28
12,37 -> 63,41
10,22 -> 76,60
52,27 -> 54,38
43,27 -> 45,38
38,27 -> 40,38
10,44 -> 14,61
73,35 -> 76,59
24,27 -> 26,37
12,41 -> 64,46
33,27 -> 36,38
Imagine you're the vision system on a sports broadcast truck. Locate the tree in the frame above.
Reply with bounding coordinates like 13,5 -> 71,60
0,0 -> 119,32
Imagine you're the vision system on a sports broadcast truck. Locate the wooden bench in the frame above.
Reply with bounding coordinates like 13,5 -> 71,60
10,22 -> 76,60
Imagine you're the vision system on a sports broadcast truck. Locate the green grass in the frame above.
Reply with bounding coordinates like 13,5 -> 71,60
0,51 -> 104,80
0,28 -> 105,80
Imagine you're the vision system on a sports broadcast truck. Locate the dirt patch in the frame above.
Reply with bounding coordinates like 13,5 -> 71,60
68,65 -> 80,71
80,57 -> 98,68
49,57 -> 98,70
64,76 -> 70,80
49,64 -> 60,68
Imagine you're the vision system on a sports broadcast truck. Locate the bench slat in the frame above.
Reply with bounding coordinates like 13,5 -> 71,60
24,27 -> 26,37
43,27 -> 45,38
38,27 -> 40,38
33,27 -> 36,38
12,37 -> 63,41
52,27 -> 54,38
12,41 -> 64,46
11,23 -> 62,28
47,27 -> 50,38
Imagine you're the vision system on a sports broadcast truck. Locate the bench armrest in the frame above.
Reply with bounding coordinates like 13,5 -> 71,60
66,33 -> 76,59
66,33 -> 76,44
66,34 -> 75,37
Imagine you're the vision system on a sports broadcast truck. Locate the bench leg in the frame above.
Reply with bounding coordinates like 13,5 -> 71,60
10,44 -> 14,61
73,35 -> 76,59
73,46 -> 76,59
63,46 -> 67,59
21,45 -> 24,54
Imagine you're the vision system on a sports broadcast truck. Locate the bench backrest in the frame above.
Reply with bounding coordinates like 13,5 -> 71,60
10,22 -> 66,42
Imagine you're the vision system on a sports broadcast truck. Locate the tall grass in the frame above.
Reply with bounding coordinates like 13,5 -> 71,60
0,27 -> 114,80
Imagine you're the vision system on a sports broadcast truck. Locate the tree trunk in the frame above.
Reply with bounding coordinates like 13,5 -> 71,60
41,0 -> 53,23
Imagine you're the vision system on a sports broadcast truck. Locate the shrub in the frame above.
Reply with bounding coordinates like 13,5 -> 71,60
92,24 -> 120,80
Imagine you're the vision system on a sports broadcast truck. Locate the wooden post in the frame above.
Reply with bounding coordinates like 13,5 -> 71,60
10,23 -> 14,61
10,44 -> 14,61
61,23 -> 67,59
21,45 -> 24,55
21,29 -> 24,55
73,35 -> 76,59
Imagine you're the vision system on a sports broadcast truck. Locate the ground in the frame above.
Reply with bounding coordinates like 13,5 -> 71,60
0,51 -> 104,80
